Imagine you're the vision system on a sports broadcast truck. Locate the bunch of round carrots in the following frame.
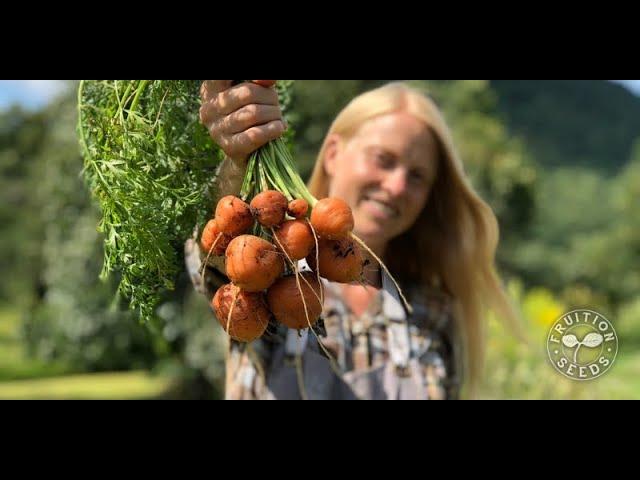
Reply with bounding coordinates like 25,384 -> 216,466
201,190 -> 368,342
199,119 -> 409,344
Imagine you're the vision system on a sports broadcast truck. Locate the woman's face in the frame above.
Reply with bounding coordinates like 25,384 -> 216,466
324,112 -> 439,252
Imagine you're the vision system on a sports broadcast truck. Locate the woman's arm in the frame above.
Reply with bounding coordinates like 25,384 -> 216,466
211,154 -> 247,205
199,156 -> 247,280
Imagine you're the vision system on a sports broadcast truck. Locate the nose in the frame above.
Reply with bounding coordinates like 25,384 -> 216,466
382,168 -> 408,198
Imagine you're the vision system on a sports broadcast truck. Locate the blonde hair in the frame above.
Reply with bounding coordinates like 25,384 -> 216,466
308,82 -> 520,398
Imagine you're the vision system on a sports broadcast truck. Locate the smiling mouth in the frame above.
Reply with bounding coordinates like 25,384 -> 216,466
362,196 -> 400,217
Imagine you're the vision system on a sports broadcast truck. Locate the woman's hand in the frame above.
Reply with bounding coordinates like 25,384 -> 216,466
199,80 -> 286,166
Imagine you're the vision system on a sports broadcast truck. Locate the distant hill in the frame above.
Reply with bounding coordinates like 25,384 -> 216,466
490,80 -> 640,172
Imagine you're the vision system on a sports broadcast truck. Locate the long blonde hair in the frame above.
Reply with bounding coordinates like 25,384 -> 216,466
308,82 -> 520,397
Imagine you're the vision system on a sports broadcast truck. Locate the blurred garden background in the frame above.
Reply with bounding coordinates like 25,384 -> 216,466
1,80 -> 639,400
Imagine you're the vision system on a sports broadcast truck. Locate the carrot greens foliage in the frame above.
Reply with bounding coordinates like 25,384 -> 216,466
77,80 -> 295,323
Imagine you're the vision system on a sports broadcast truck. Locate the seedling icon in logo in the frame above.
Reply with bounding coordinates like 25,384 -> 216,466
562,333 -> 603,363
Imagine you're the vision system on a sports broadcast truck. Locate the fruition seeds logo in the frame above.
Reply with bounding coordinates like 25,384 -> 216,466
547,309 -> 618,381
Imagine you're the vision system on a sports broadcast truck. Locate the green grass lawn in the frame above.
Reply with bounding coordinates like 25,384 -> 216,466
0,306 -> 174,400
0,307 -> 71,381
0,371 -> 174,400
595,348 -> 640,400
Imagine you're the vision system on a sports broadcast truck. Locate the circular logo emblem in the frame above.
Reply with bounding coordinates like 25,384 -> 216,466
547,309 -> 618,381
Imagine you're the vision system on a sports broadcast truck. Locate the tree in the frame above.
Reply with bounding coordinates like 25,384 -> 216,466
10,87 -> 226,398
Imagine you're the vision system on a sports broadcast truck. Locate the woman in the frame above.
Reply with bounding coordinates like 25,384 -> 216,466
190,80 -> 518,400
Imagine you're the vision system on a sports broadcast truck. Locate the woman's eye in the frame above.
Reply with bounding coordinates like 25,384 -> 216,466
410,171 -> 427,185
373,153 -> 394,168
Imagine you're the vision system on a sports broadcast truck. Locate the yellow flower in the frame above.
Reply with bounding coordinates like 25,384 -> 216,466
523,288 -> 565,328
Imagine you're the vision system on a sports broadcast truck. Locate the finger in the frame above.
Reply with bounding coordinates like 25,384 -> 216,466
199,100 -> 218,126
200,80 -> 233,103
217,83 -> 279,116
202,103 -> 282,136
224,120 -> 286,158
225,104 -> 283,134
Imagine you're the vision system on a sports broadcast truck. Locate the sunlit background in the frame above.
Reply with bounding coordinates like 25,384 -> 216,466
2,79 -> 640,113
1,80 -> 639,400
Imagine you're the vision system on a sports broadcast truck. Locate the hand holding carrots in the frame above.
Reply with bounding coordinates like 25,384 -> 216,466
197,82 -> 413,343
199,80 -> 286,165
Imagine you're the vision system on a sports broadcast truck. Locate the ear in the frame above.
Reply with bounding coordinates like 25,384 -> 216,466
323,134 -> 342,179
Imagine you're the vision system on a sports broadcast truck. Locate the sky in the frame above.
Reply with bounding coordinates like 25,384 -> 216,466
0,80 -> 69,110
1,80 -> 640,110
612,79 -> 640,95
